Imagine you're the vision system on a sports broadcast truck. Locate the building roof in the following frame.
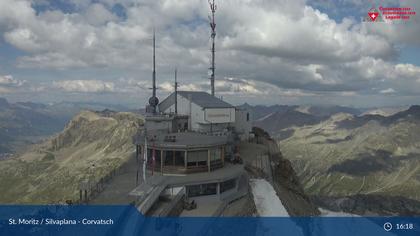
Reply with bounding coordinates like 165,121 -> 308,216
179,91 -> 234,108
159,91 -> 234,111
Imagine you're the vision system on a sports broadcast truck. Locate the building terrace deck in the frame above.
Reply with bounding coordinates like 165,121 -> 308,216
130,163 -> 245,198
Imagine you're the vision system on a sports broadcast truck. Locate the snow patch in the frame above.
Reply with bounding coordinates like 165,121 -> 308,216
319,208 -> 359,217
250,178 -> 289,216
250,178 -> 304,235
256,112 -> 274,122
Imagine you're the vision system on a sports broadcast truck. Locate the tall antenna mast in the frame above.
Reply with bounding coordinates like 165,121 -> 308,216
174,68 -> 178,115
152,29 -> 156,98
208,0 -> 217,96
147,29 -> 159,113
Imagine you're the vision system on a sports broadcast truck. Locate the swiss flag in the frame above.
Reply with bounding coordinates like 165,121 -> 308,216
368,12 -> 379,21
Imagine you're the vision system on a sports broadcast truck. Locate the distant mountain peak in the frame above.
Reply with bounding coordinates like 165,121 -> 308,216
407,105 -> 420,114
0,97 -> 10,109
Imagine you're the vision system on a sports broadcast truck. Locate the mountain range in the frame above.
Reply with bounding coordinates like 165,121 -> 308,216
249,104 -> 420,215
0,105 -> 319,216
2,98 -> 419,214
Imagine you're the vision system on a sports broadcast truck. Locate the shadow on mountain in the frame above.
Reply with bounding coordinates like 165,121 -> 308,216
307,106 -> 361,117
275,129 -> 295,141
313,194 -> 420,216
311,135 -> 353,144
327,150 -> 417,176
254,110 -> 324,135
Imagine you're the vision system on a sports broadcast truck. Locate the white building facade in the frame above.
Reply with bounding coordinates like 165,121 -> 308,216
158,91 -> 235,132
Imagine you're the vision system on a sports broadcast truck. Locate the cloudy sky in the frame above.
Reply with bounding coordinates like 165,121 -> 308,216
0,0 -> 419,108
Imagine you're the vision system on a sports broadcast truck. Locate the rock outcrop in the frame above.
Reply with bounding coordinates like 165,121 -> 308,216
247,127 -> 321,216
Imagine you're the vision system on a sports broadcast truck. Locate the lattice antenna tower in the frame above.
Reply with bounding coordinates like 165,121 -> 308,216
208,0 -> 217,96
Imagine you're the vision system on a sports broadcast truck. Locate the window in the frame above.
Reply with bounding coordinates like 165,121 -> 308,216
210,148 -> 221,161
246,112 -> 250,121
220,179 -> 236,193
187,150 -> 208,167
187,183 -> 218,197
174,151 -> 185,166
164,151 -> 174,166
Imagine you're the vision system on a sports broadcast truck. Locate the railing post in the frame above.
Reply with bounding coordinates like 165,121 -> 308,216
184,150 -> 187,168
161,150 -> 164,175
207,149 -> 211,172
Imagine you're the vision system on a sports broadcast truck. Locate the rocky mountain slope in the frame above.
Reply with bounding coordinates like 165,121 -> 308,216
361,106 -> 409,117
278,106 -> 420,214
0,110 -> 143,204
0,98 -> 67,154
254,110 -> 323,139
0,98 -> 132,156
249,104 -> 364,140
242,127 -> 320,216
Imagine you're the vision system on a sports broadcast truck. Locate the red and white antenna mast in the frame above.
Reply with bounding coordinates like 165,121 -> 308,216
208,0 -> 217,96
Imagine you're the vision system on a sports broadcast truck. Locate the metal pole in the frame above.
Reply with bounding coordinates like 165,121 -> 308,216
143,132 -> 148,182
174,68 -> 178,115
152,29 -> 156,98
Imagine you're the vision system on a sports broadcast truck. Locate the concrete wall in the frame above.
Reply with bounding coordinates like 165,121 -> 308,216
197,123 -> 230,133
203,108 -> 235,124
145,118 -> 173,133
164,95 -> 202,130
163,94 -> 235,132
234,108 -> 252,140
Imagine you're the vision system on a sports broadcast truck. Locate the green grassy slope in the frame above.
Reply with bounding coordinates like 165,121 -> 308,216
280,113 -> 420,201
0,111 -> 143,204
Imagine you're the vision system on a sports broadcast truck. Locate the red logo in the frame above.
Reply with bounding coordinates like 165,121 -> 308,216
363,7 -> 384,22
368,12 -> 379,21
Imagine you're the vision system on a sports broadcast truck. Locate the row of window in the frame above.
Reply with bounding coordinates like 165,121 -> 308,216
186,179 -> 236,197
146,149 -> 222,167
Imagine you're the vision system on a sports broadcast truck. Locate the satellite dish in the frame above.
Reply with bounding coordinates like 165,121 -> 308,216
149,96 -> 159,106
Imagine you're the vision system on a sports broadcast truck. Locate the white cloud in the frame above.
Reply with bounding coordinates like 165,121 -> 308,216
84,3 -> 117,26
53,80 -> 115,93
157,76 -> 314,99
222,4 -> 395,63
0,74 -> 26,95
0,0 -> 394,69
380,88 -> 396,94
0,0 -> 420,106
4,28 -> 44,52
17,52 -> 88,69
0,75 -> 25,87
0,87 -> 12,94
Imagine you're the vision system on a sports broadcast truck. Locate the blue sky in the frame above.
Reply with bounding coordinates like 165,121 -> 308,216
0,0 -> 420,108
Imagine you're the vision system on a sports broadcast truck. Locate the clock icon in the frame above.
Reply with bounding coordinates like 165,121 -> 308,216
384,222 -> 393,231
